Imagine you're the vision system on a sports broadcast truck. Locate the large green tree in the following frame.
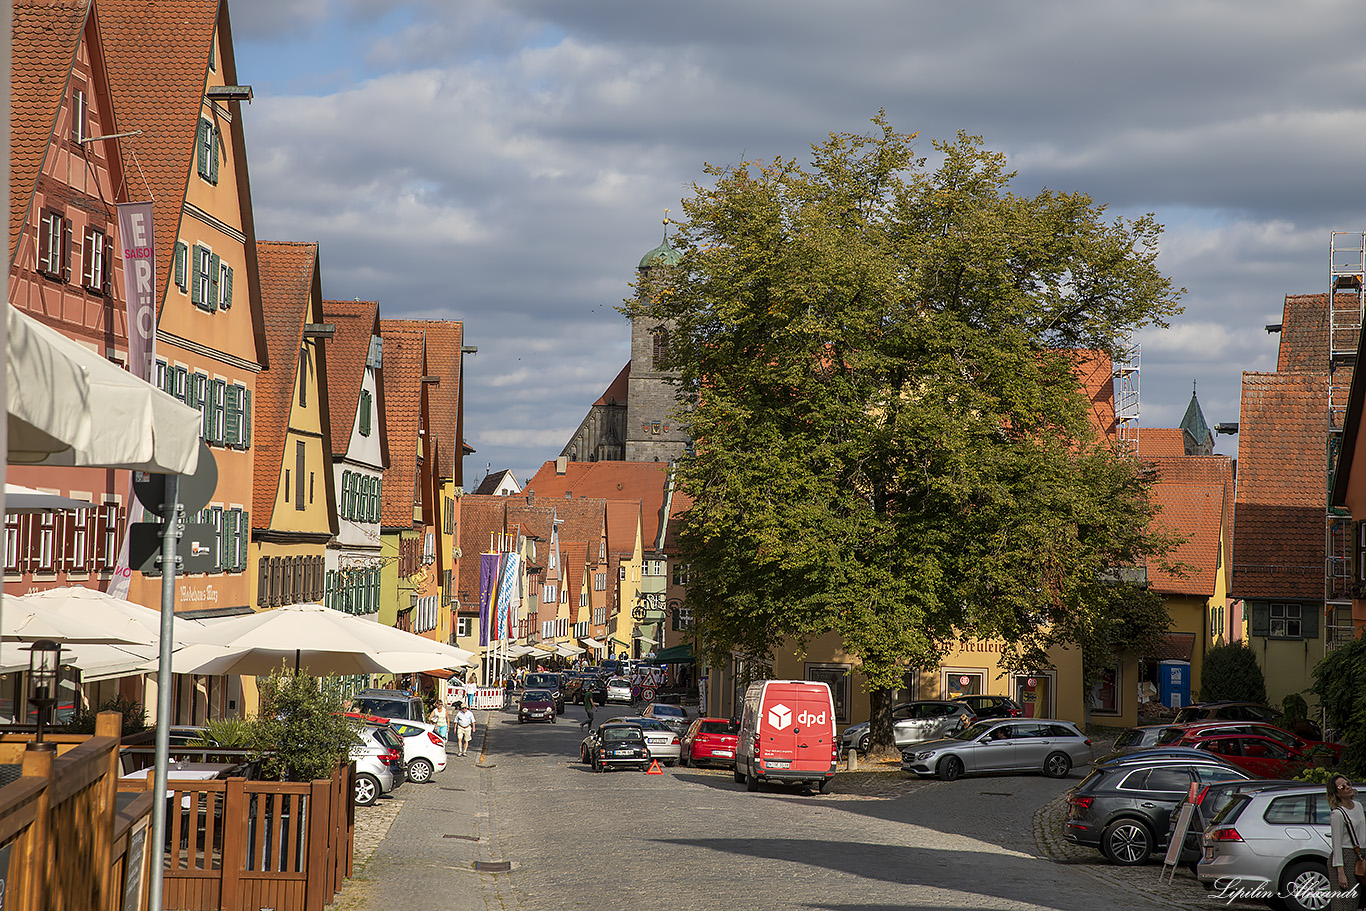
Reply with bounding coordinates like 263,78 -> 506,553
629,116 -> 1183,753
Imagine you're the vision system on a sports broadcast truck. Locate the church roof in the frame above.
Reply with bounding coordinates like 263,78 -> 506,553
1179,388 -> 1214,454
638,235 -> 681,269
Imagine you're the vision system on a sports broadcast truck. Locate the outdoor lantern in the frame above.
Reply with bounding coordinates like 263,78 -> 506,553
27,638 -> 61,740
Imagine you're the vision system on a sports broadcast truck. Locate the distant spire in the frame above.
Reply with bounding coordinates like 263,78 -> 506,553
1180,383 -> 1214,456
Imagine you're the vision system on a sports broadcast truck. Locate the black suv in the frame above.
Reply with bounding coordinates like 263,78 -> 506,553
1063,756 -> 1252,865
523,672 -> 566,712
955,694 -> 1023,719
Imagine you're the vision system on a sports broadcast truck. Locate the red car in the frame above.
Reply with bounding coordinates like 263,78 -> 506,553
679,717 -> 739,768
1165,721 -> 1344,763
1180,732 -> 1316,779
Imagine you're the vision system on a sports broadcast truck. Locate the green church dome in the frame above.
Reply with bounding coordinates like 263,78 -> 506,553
638,236 -> 682,269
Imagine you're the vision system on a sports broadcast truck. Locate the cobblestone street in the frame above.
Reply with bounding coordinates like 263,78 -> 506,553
330,707 -> 1282,911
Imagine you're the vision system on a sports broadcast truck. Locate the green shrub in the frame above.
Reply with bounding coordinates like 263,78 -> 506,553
252,668 -> 362,782
1310,635 -> 1366,780
1294,765 -> 1340,785
190,717 -> 254,749
1199,642 -> 1268,705
59,696 -> 148,736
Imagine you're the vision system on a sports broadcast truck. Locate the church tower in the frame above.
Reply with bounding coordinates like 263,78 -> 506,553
624,232 -> 689,462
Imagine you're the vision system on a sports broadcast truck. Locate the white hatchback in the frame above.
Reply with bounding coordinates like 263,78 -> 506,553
386,719 -> 448,783
606,677 -> 633,704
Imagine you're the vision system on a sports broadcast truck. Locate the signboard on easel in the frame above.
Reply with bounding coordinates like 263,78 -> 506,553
1160,781 -> 1200,882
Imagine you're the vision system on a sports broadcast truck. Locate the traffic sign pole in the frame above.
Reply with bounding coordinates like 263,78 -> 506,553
147,475 -> 181,911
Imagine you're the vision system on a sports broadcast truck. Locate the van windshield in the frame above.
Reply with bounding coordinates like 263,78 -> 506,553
525,674 -> 558,689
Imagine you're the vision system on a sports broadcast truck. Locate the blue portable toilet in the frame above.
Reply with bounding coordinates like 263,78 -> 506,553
1158,659 -> 1191,709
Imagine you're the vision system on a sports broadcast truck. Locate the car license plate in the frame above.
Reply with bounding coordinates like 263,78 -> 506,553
714,750 -> 734,758
613,750 -> 634,756
768,760 -> 790,769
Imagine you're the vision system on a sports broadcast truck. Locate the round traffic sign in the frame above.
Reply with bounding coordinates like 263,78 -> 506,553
958,675 -> 970,686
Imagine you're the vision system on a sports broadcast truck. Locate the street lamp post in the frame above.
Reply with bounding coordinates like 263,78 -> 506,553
27,639 -> 61,745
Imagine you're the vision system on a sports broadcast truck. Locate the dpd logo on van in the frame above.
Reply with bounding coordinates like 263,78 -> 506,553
767,703 -> 792,730
797,710 -> 826,726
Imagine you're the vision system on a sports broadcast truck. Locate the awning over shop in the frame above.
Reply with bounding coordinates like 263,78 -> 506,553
579,637 -> 605,650
422,668 -> 455,679
648,643 -> 695,664
553,643 -> 582,657
634,634 -> 656,645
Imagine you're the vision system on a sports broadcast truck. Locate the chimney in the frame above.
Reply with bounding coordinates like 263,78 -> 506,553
556,456 -> 567,475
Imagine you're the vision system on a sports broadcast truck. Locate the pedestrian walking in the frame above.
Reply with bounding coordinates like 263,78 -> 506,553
1328,773 -> 1365,911
581,687 -> 595,729
464,674 -> 480,709
429,699 -> 449,741
454,703 -> 476,756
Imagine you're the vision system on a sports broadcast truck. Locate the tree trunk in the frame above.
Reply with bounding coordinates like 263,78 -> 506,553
865,688 -> 899,761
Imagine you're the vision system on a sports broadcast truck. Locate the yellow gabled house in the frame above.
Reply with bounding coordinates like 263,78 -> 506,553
248,242 -> 338,701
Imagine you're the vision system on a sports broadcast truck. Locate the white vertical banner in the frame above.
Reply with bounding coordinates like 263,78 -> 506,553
108,203 -> 157,599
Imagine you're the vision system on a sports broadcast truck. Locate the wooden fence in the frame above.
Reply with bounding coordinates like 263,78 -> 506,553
0,714 -> 355,911
117,764 -> 354,911
0,711 -> 150,911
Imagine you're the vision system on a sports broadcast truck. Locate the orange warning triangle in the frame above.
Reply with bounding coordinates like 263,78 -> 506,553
645,760 -> 663,775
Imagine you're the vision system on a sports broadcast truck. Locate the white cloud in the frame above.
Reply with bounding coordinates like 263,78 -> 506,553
230,0 -> 1366,477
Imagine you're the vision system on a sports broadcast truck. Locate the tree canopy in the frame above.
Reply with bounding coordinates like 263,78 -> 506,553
627,116 -> 1183,733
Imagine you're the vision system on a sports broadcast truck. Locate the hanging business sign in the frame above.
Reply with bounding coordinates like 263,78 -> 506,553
116,202 -> 156,382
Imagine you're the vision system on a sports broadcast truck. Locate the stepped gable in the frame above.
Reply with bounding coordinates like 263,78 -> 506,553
322,300 -> 382,460
251,241 -> 317,523
10,0 -> 88,262
378,321 -> 425,528
1232,371 -> 1327,600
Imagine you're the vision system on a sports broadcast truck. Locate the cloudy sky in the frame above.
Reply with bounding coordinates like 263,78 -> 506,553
228,0 -> 1366,485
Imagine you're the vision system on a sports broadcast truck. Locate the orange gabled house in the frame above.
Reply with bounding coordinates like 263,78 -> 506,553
249,242 -> 337,622
103,0 -> 269,664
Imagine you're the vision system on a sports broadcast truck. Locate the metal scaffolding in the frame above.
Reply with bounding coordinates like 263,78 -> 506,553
1114,341 -> 1140,456
1325,232 -> 1364,650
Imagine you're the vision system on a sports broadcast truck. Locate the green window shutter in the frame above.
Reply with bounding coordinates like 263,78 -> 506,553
210,127 -> 221,184
374,478 -> 382,522
359,391 -> 372,436
1249,603 -> 1270,637
224,384 -> 242,445
221,509 -> 236,571
240,388 -> 252,449
210,506 -> 223,573
326,570 -> 336,609
196,121 -> 209,178
221,265 -> 233,309
1302,604 -> 1319,640
174,242 -> 188,291
208,253 -> 221,310
342,471 -> 352,519
190,245 -> 203,306
210,378 -> 226,443
236,510 -> 248,572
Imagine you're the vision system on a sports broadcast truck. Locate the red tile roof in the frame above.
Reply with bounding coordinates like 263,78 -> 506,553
1146,456 -> 1232,596
523,461 -> 672,548
251,241 -> 319,523
408,320 -> 464,482
1072,350 -> 1117,440
10,0 -> 88,263
1137,428 -> 1186,459
100,0 -> 268,366
595,363 -> 630,406
453,496 -> 511,606
605,499 -> 641,560
1232,372 -> 1327,599
321,300 -> 384,463
379,321 -> 426,528
1277,294 -> 1333,373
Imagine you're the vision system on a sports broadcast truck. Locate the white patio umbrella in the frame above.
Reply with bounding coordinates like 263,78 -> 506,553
11,587 -> 203,643
7,303 -> 201,474
158,603 -> 476,676
4,484 -> 92,513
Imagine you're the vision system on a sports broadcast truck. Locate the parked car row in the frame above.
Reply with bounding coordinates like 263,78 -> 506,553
839,696 -> 1025,755
901,718 -> 1093,781
346,702 -> 450,804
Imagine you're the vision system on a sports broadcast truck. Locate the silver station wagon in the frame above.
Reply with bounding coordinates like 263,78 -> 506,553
901,718 -> 1093,781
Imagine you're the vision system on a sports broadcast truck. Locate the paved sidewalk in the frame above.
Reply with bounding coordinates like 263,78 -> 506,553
328,709 -> 506,911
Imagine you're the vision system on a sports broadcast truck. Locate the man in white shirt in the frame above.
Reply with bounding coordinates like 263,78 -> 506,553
453,703 -> 476,756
